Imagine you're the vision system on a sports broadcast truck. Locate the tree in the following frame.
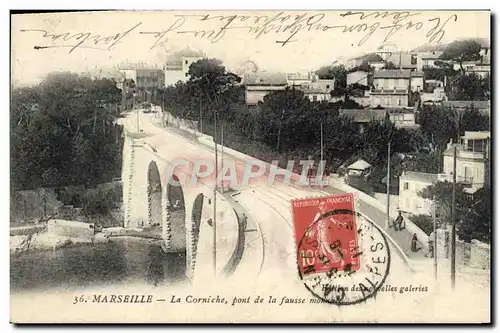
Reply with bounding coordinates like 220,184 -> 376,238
186,58 -> 241,122
409,214 -> 434,235
449,73 -> 490,101
11,72 -> 123,191
419,181 -> 468,228
439,40 -> 482,63
418,181 -> 491,243
455,186 -> 491,243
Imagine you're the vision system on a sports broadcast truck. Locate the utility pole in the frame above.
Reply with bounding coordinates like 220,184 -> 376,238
433,201 -> 438,281
213,110 -> 218,277
451,144 -> 457,290
385,140 -> 391,229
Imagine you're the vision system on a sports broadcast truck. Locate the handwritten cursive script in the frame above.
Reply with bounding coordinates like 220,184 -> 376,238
139,11 -> 459,48
20,11 -> 460,53
20,22 -> 142,53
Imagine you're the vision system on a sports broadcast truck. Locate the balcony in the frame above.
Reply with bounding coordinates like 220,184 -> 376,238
371,87 -> 408,95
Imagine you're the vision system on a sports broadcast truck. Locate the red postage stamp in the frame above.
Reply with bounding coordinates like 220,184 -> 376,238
291,193 -> 360,277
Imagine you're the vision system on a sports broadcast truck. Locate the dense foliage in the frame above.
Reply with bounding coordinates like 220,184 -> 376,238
11,72 -> 124,192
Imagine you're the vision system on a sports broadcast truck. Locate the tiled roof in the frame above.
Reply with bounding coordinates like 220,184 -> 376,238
348,159 -> 371,170
373,70 -> 412,79
401,171 -> 438,184
243,71 -> 287,85
419,51 -> 444,59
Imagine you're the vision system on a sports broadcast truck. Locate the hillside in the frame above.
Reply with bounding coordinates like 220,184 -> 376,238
412,38 -> 490,52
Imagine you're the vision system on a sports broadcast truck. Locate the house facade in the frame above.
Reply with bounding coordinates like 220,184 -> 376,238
244,72 -> 288,105
399,171 -> 440,215
286,72 -> 316,87
442,131 -> 491,190
347,70 -> 371,86
370,70 -> 424,108
399,130 -> 491,216
416,51 -> 444,71
119,68 -> 165,90
164,56 -> 203,87
466,64 -> 491,79
302,88 -> 332,102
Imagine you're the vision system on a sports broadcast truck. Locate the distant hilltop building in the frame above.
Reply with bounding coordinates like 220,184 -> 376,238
243,71 -> 288,106
164,48 -> 206,87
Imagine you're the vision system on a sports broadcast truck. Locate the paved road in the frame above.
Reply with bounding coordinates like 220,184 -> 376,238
124,111 -> 413,285
323,186 -> 428,260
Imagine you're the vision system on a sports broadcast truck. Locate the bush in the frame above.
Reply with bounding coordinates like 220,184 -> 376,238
409,214 -> 434,235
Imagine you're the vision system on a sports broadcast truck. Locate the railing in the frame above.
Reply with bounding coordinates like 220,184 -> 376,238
371,88 -> 408,94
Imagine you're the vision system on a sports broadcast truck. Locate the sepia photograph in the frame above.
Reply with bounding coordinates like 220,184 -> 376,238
9,9 -> 491,323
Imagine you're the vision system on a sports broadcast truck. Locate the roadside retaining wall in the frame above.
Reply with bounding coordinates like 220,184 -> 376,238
470,239 -> 490,270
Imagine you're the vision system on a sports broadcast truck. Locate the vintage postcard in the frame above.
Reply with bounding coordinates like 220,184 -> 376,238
10,9 -> 491,323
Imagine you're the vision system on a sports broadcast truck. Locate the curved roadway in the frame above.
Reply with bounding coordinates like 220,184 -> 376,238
123,110 -> 415,299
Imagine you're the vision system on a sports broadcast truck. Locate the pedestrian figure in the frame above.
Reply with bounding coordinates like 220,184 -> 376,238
426,239 -> 435,258
411,233 -> 418,252
394,211 -> 404,231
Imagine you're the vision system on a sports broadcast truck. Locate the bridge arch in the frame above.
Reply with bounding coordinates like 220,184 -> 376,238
163,174 -> 187,254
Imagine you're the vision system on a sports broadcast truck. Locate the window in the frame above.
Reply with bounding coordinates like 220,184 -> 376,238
185,73 -> 189,77
185,60 -> 188,65
312,95 -> 318,102
404,182 -> 409,190
326,85 -> 330,89
398,98 -> 401,106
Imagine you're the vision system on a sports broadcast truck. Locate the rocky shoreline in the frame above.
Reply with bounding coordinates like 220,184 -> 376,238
10,226 -> 163,255
10,232 -> 110,255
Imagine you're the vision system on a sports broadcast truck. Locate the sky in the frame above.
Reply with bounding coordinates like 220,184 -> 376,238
11,10 -> 490,86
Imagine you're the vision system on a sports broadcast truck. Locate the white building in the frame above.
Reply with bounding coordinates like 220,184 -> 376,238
442,131 -> 491,190
347,70 -> 371,86
416,51 -> 444,71
286,72 -> 316,87
453,61 -> 477,72
244,72 -> 288,105
164,56 -> 204,87
302,88 -> 331,102
118,68 -> 165,90
466,64 -> 491,79
370,70 -> 424,108
399,131 -> 491,216
399,171 -> 440,215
